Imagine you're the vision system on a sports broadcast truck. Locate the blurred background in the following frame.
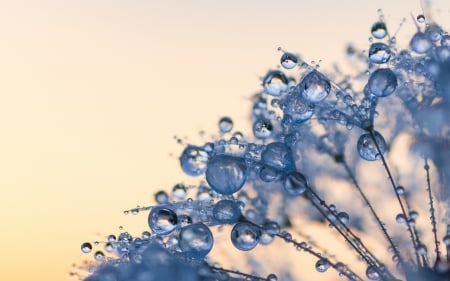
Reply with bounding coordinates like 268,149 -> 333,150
0,0 -> 449,280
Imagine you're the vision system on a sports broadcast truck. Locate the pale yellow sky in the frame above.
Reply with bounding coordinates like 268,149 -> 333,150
0,1 -> 448,280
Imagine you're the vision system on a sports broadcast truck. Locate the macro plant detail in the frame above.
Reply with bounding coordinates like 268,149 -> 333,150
78,8 -> 450,281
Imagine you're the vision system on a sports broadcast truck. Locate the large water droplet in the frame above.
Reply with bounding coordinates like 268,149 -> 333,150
205,155 -> 247,195
371,21 -> 387,39
212,199 -> 241,224
366,266 -> 381,280
179,223 -> 214,259
357,131 -> 386,161
283,171 -> 308,195
368,43 -> 391,64
263,70 -> 288,96
231,222 -> 261,251
218,117 -> 233,133
148,207 -> 178,235
410,32 -> 432,54
180,146 -> 209,176
299,71 -> 331,103
261,142 -> 294,172
368,68 -> 397,97
280,52 -> 298,69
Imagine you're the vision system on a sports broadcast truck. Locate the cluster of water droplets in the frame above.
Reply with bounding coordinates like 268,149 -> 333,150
78,9 -> 450,281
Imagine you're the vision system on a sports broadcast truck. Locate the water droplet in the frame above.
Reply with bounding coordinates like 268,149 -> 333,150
395,186 -> 405,195
366,266 -> 381,280
425,24 -> 442,42
280,52 -> 298,69
253,118 -> 274,139
337,212 -> 349,224
180,146 -> 209,176
315,259 -> 330,272
218,116 -> 233,133
410,32 -> 432,54
154,190 -> 169,204
368,43 -> 391,64
283,171 -> 308,195
172,184 -> 187,199
231,222 -> 261,251
179,223 -> 214,259
416,14 -> 425,23
443,235 -> 450,246
94,251 -> 105,261
299,70 -> 331,103
205,154 -> 247,195
357,131 -> 387,161
148,207 -> 178,235
263,70 -> 289,96
395,213 -> 406,223
81,242 -> 92,254
263,221 -> 280,235
178,214 -> 193,227
371,21 -> 388,39
266,273 -> 278,281
368,68 -> 397,97
213,199 -> 241,224
261,142 -> 294,172
416,244 -> 427,256
259,165 -> 280,182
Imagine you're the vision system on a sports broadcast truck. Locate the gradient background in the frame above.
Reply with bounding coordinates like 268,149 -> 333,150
0,1 -> 449,280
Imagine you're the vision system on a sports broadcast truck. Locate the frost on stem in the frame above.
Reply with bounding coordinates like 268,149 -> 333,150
78,8 -> 450,281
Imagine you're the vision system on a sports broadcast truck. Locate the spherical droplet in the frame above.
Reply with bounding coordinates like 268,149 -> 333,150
172,184 -> 187,199
396,213 -> 406,224
213,199 -> 241,224
368,43 -> 391,64
81,242 -> 92,254
337,212 -> 350,224
180,146 -> 209,176
299,70 -> 331,103
280,52 -> 298,69
231,222 -> 261,251
205,154 -> 247,195
263,70 -> 288,96
368,68 -> 397,97
416,14 -> 425,23
410,32 -> 432,54
357,131 -> 387,161
218,117 -> 233,133
179,223 -> 214,259
315,259 -> 330,272
371,21 -> 388,39
283,171 -> 308,195
366,266 -> 381,280
253,118 -> 274,139
266,273 -> 278,281
263,221 -> 280,235
148,207 -> 178,235
261,142 -> 294,172
94,251 -> 105,262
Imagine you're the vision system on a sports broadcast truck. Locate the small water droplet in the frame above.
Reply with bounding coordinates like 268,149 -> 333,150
280,52 -> 298,69
218,117 -> 233,133
371,21 -> 388,39
231,222 -> 261,251
315,259 -> 330,272
416,14 -> 425,23
81,242 -> 92,254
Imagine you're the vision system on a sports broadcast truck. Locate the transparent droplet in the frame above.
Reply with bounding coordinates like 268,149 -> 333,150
371,21 -> 388,39
213,199 -> 241,224
148,207 -> 178,235
366,266 -> 381,280
299,70 -> 331,103
280,52 -> 298,69
180,146 -> 209,176
425,24 -> 442,42
172,184 -> 187,199
368,43 -> 391,64
218,117 -> 233,133
395,213 -> 406,224
410,32 -> 432,54
179,223 -> 214,259
253,118 -> 273,139
259,165 -> 280,182
205,154 -> 247,195
263,70 -> 289,96
368,68 -> 397,97
231,222 -> 261,251
261,142 -> 294,172
315,259 -> 330,272
283,171 -> 308,195
395,186 -> 405,195
337,212 -> 350,224
416,14 -> 425,23
81,242 -> 92,254
154,190 -> 169,204
178,214 -> 193,227
94,251 -> 105,262
266,273 -> 278,281
357,131 -> 387,161
263,221 -> 280,235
